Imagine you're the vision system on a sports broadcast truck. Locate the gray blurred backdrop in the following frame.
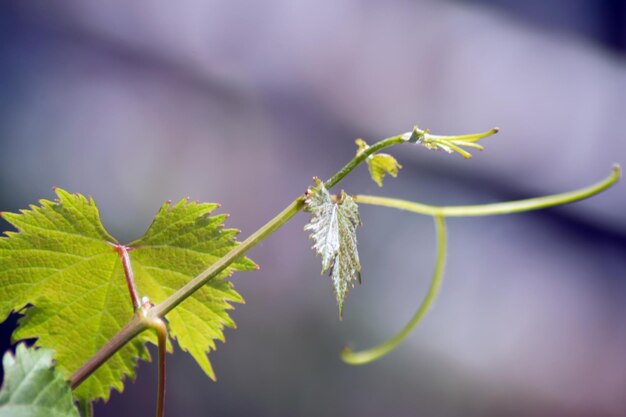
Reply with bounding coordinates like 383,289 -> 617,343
0,1 -> 625,416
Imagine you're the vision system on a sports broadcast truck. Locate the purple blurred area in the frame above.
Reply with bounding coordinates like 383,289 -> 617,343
1,1 -> 625,416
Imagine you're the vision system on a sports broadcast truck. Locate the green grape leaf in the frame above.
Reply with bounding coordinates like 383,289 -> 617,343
128,199 -> 257,381
0,189 -> 146,402
356,139 -> 402,187
0,189 -> 255,402
367,154 -> 402,187
304,180 -> 361,318
0,344 -> 80,417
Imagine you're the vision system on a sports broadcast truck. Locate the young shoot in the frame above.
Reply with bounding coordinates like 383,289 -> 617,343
0,124 -> 619,417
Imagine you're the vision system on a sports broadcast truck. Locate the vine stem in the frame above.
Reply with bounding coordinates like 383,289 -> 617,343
341,215 -> 447,364
70,133 -> 407,389
67,134 -> 620,387
353,165 -> 620,217
71,313 -> 148,389
151,135 -> 405,318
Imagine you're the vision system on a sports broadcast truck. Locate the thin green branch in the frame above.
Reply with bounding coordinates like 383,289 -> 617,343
70,312 -> 149,389
65,127 -> 621,391
70,131 -> 411,389
341,215 -> 447,365
151,133 -> 407,318
354,165 -> 620,217
150,198 -> 303,318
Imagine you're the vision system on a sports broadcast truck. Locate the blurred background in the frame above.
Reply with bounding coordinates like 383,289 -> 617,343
1,1 -> 625,416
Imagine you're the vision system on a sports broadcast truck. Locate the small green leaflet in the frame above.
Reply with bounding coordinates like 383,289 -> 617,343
0,189 -> 255,402
0,344 -> 80,417
356,139 -> 402,187
304,180 -> 361,318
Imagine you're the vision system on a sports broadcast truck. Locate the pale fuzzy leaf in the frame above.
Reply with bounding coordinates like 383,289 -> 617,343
0,344 -> 80,417
305,181 -> 361,317
304,182 -> 339,272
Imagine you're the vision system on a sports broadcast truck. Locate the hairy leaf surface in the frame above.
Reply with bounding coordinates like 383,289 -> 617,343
0,344 -> 79,417
305,181 -> 361,317
0,189 -> 254,402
